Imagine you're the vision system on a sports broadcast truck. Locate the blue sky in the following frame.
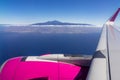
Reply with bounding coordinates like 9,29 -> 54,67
0,0 -> 120,26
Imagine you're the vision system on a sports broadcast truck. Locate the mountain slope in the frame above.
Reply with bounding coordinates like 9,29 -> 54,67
32,20 -> 93,26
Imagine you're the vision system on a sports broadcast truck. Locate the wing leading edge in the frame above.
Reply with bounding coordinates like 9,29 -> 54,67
87,8 -> 120,80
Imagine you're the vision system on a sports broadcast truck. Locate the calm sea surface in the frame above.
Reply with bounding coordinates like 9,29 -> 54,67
0,32 -> 100,65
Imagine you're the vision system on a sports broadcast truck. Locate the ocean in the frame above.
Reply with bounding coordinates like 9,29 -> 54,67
0,32 -> 100,65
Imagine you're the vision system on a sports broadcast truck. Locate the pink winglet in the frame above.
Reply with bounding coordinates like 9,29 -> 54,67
109,8 -> 120,22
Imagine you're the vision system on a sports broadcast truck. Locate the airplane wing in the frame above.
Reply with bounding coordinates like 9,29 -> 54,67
87,8 -> 120,80
1,8 -> 120,80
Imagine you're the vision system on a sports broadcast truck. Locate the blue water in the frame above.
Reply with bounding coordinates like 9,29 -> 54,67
0,32 -> 100,65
